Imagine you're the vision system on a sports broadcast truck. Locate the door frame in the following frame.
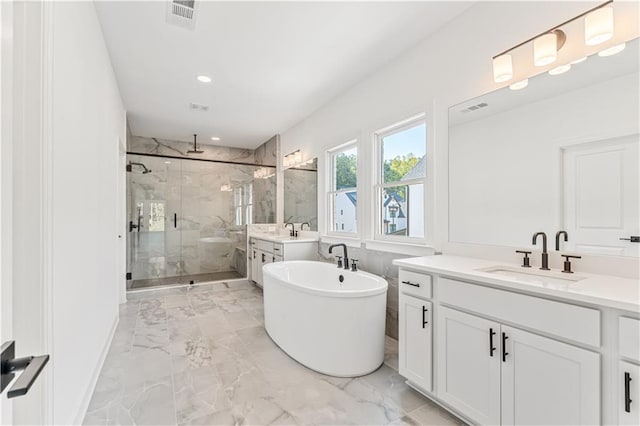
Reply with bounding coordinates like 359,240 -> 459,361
1,1 -> 55,423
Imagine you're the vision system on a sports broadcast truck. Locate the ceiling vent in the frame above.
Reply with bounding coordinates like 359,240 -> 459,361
189,102 -> 209,112
167,0 -> 197,31
460,102 -> 488,113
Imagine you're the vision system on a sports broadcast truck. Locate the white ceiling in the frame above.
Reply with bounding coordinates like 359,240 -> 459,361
95,1 -> 474,148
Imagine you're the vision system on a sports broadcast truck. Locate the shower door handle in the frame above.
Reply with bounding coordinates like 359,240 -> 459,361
173,213 -> 177,228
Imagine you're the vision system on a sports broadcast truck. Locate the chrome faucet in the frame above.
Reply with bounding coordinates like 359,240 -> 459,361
284,222 -> 295,237
555,230 -> 568,251
328,243 -> 349,270
532,232 -> 550,270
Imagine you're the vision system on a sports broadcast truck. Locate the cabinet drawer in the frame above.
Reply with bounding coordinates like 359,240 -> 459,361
439,277 -> 600,347
619,317 -> 640,362
255,238 -> 274,253
399,270 -> 432,299
273,243 -> 284,256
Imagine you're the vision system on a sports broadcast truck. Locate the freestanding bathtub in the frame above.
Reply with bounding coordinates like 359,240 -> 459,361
262,260 -> 388,377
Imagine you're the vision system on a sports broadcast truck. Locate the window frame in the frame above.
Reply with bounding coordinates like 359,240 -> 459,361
373,115 -> 427,244
326,140 -> 359,238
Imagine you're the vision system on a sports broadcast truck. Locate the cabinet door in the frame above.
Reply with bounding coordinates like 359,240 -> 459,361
501,325 -> 600,425
399,295 -> 432,392
250,248 -> 259,283
257,250 -> 272,286
437,306 -> 501,425
619,361 -> 640,426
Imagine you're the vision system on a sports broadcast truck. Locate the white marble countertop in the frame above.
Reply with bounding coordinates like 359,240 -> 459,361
393,255 -> 640,312
249,232 -> 319,244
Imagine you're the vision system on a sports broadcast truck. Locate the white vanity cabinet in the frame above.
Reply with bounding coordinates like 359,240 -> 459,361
393,258 -> 628,426
248,236 -> 317,286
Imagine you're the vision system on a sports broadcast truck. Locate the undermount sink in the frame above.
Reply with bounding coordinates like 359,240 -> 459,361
478,265 -> 587,287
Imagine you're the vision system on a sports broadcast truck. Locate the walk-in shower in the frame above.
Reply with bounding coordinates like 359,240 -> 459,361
126,153 -> 276,290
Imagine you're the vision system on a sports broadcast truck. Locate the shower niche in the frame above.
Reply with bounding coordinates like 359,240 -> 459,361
126,154 -> 276,289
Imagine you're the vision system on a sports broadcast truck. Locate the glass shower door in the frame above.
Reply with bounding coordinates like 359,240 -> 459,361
127,155 -> 182,289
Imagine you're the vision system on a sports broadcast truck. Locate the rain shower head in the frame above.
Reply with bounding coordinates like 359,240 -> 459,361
187,134 -> 204,154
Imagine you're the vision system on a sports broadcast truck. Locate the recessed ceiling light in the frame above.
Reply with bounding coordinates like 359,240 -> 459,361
549,64 -> 571,75
211,136 -> 220,141
598,43 -> 626,57
196,75 -> 212,83
509,79 -> 528,90
570,56 -> 587,64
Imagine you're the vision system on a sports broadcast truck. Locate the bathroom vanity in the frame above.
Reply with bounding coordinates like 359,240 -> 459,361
248,234 -> 318,286
394,255 -> 639,426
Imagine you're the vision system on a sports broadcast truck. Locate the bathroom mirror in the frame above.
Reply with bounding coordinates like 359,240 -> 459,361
283,158 -> 318,230
448,38 -> 639,257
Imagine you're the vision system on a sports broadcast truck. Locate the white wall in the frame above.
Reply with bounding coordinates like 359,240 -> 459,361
280,1 -> 639,277
50,2 -> 125,423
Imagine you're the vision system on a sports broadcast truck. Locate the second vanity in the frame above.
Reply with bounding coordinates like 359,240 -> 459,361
393,255 -> 639,426
248,233 -> 318,287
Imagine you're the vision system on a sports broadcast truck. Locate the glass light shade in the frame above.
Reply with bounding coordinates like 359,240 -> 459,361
492,54 -> 513,83
283,156 -> 290,167
570,56 -> 588,64
549,64 -> 571,75
294,151 -> 303,164
509,79 -> 529,90
585,6 -> 613,46
534,33 -> 557,66
598,43 -> 626,57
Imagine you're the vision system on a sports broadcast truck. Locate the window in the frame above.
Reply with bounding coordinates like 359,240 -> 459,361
327,142 -> 358,234
375,118 -> 426,241
233,183 -> 254,226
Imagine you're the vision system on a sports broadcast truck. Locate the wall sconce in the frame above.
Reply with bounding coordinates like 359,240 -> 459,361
492,0 -> 616,84
283,150 -> 305,169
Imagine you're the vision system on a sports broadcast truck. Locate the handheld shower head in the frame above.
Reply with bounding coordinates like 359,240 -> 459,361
187,134 -> 204,154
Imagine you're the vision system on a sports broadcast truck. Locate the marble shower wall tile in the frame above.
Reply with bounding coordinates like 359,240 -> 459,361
318,242 -> 417,340
128,136 -> 257,165
252,135 -> 278,167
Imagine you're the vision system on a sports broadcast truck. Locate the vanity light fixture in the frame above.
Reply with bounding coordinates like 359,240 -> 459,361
196,75 -> 212,83
491,0 -> 613,84
585,5 -> 614,45
220,183 -> 232,192
509,79 -> 529,90
534,31 -> 562,67
283,150 -> 305,168
549,64 -> 571,75
598,42 -> 625,57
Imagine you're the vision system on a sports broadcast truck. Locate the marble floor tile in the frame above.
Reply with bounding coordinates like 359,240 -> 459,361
84,280 -> 465,426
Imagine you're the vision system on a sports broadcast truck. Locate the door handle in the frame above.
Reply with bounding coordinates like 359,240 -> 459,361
620,236 -> 640,243
422,306 -> 428,328
174,213 -> 177,228
502,332 -> 509,362
489,328 -> 496,357
128,220 -> 138,232
1,341 -> 50,399
625,371 -> 632,413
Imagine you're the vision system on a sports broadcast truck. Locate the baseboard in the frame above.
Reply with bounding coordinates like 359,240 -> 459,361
405,380 -> 474,425
72,313 -> 119,425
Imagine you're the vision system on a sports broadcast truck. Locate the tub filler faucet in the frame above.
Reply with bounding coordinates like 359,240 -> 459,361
328,244 -> 349,270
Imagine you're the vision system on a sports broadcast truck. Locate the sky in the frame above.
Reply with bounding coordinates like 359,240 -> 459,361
382,123 -> 426,161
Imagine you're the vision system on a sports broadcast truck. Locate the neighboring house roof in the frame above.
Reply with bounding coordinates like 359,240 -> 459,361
384,191 -> 404,207
401,155 -> 426,181
345,191 -> 357,207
